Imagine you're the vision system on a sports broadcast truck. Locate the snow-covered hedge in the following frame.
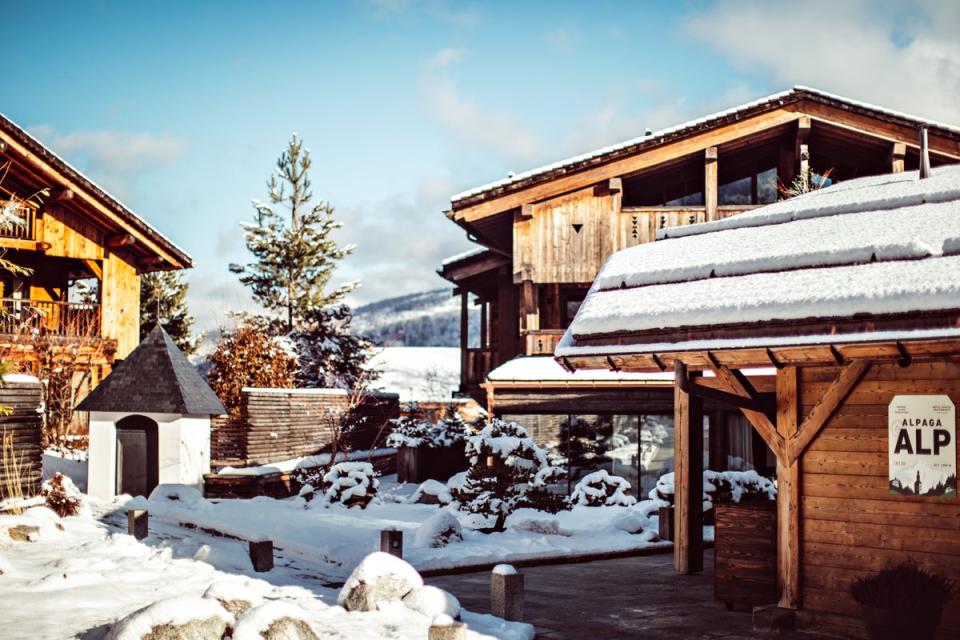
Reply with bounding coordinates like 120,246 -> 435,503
413,510 -> 463,548
321,462 -> 379,508
650,469 -> 776,510
570,470 -> 637,507
386,404 -> 471,449
410,479 -> 452,505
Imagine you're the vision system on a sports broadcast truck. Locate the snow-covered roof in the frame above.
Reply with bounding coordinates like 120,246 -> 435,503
451,86 -> 960,206
487,356 -> 673,384
0,112 -> 192,269
441,246 -> 489,266
558,165 -> 960,357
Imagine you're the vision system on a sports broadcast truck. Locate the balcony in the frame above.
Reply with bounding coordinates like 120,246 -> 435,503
0,298 -> 100,339
0,203 -> 37,241
523,329 -> 565,356
463,347 -> 495,388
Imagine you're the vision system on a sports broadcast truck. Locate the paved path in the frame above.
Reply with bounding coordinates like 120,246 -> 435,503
428,550 -> 826,639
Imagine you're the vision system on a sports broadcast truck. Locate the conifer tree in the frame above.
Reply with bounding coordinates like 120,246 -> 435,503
139,270 -> 199,355
230,134 -> 356,331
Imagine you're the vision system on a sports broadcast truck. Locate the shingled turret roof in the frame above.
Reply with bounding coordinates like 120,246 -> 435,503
78,324 -> 226,415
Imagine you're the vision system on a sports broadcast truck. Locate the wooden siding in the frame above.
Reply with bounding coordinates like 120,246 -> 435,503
211,389 -> 400,467
39,205 -> 106,260
797,361 -> 960,639
101,251 -> 140,358
514,185 -> 622,284
0,378 -> 44,500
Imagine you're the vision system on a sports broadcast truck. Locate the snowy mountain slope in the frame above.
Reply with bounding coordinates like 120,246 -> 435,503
352,288 -> 479,347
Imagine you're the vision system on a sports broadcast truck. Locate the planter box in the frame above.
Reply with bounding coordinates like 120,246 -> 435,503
397,443 -> 467,484
714,499 -> 778,611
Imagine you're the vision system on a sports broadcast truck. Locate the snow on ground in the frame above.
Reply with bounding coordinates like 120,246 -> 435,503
119,477 -> 684,583
368,346 -> 460,402
0,501 -> 532,640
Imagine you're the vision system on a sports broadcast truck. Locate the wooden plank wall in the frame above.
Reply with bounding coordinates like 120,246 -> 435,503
100,251 -> 140,357
798,361 -> 960,639
211,389 -> 400,467
0,378 -> 44,501
514,185 -> 622,284
40,205 -> 106,260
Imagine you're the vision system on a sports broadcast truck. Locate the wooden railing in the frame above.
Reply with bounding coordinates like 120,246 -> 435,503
0,203 -> 37,240
524,329 -> 565,356
0,298 -> 100,338
463,348 -> 496,387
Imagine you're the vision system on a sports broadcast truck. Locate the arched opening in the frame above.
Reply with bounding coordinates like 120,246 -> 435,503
116,414 -> 159,497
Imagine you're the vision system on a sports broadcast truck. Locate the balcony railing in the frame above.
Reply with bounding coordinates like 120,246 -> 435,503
0,203 -> 37,241
523,329 -> 565,356
463,348 -> 496,388
0,298 -> 100,338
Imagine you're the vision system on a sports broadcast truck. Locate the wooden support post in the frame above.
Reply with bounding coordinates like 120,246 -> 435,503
429,620 -> 467,640
381,528 -> 403,558
797,116 -> 811,185
891,142 -> 906,174
127,509 -> 148,540
708,411 -> 727,472
491,565 -> 524,621
496,267 -> 520,363
674,361 -> 704,574
480,300 -> 487,349
519,280 -> 538,333
776,367 -> 800,609
658,506 -> 675,542
704,147 -> 718,221
460,290 -> 469,387
249,539 -> 274,572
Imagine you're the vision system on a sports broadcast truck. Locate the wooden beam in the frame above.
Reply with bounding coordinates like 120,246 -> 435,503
106,233 -> 136,249
82,259 -> 103,281
776,366 -> 801,609
891,141 -> 906,174
519,204 -> 534,220
460,290 -> 469,389
686,376 -> 770,412
674,361 -> 704,574
786,360 -> 871,463
704,147 -> 718,221
137,256 -> 165,271
708,364 -> 785,460
480,301 -> 488,349
50,187 -> 74,203
607,177 -> 622,194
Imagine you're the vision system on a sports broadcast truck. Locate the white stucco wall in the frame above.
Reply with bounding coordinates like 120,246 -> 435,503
87,411 -> 212,500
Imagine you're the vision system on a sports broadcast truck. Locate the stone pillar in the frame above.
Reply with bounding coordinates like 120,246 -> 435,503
381,528 -> 403,558
128,509 -> 148,540
428,619 -> 467,640
491,564 -> 524,621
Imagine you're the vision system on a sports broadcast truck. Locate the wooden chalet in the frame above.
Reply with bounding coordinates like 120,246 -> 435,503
439,86 -> 960,500
557,164 -> 960,638
0,113 -> 190,384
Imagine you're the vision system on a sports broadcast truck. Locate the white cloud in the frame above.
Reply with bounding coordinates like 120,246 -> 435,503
419,48 -> 542,162
27,125 -> 184,201
681,0 -> 960,124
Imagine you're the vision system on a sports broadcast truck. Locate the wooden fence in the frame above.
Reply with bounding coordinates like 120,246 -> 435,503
0,376 -> 44,502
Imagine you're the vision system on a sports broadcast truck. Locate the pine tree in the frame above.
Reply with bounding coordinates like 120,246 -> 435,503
230,134 -> 356,331
139,270 -> 199,355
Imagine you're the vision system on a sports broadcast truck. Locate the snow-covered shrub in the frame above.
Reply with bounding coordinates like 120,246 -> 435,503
106,595 -> 234,640
322,462 -> 379,508
457,418 -> 567,532
232,601 -> 320,640
387,403 -> 471,449
410,479 -> 452,505
403,585 -> 461,619
520,465 -> 568,513
337,551 -> 424,612
446,472 -> 468,502
511,518 -> 569,536
570,470 -> 637,507
40,472 -> 81,517
413,510 -> 463,548
650,469 -> 776,510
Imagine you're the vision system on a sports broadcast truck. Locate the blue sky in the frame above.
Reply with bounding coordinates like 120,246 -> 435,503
6,1 -> 959,330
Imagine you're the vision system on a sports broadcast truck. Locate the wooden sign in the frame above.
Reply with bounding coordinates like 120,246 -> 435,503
888,395 -> 956,498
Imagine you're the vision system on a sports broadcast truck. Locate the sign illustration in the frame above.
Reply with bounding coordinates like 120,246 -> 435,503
888,395 -> 956,498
